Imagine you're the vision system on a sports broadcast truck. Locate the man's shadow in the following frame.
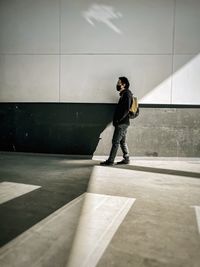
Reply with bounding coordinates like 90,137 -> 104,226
0,103 -> 116,157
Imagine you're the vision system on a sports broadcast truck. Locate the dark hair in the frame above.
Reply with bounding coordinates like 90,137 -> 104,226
119,76 -> 130,89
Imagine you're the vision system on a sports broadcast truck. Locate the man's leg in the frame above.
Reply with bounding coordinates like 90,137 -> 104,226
117,125 -> 130,164
107,126 -> 122,163
120,127 -> 129,159
100,125 -> 128,165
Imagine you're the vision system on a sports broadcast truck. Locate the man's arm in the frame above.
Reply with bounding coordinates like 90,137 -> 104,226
117,92 -> 132,123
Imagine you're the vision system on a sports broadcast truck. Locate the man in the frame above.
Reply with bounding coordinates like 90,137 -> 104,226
100,76 -> 132,166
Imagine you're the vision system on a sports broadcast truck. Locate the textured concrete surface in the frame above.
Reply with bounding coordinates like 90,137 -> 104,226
67,193 -> 135,267
89,160 -> 200,267
0,182 -> 40,205
0,194 -> 84,267
0,152 -> 200,267
0,152 -> 95,246
1,105 -> 199,157
95,107 -> 200,157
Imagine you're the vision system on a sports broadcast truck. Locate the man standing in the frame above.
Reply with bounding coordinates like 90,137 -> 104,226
100,76 -> 132,166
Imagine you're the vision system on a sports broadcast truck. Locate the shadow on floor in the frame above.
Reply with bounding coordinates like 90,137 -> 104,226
114,164 -> 200,179
0,153 -> 97,247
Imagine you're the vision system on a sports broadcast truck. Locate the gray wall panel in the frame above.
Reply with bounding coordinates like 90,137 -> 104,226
172,54 -> 200,104
61,0 -> 174,54
174,0 -> 200,54
0,0 -> 199,104
0,0 -> 59,54
0,55 -> 59,102
60,55 -> 172,103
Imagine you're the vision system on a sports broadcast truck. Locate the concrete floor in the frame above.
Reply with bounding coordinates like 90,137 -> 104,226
0,152 -> 200,267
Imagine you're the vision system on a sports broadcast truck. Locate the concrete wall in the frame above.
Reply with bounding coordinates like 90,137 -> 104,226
0,0 -> 200,156
95,107 -> 200,157
1,103 -> 200,157
0,0 -> 200,104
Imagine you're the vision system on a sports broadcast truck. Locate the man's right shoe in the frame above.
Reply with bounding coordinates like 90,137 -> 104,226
100,160 -> 114,166
116,159 -> 130,165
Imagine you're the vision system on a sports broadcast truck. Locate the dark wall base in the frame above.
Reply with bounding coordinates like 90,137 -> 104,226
0,103 -> 200,157
0,103 -> 115,157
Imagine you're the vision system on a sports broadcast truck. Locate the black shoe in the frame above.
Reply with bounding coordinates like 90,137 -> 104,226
116,159 -> 130,165
100,160 -> 114,166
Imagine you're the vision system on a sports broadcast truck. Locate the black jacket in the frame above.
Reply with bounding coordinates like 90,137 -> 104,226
113,89 -> 132,126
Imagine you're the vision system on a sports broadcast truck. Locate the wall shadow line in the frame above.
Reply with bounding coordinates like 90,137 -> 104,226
113,164 -> 200,179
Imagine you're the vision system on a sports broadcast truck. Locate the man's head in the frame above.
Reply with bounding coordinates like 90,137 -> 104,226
116,76 -> 130,92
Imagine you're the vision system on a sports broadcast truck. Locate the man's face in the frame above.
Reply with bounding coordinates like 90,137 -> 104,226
116,79 -> 125,91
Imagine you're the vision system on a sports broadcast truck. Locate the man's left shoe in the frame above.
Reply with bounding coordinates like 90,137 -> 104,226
100,160 -> 114,166
116,159 -> 130,165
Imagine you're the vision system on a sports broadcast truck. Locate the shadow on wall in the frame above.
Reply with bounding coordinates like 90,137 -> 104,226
0,103 -> 115,157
